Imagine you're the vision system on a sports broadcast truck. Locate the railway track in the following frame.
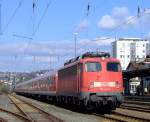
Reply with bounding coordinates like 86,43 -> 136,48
8,95 -> 63,122
0,117 -> 7,122
120,103 -> 150,113
96,110 -> 150,122
0,106 -> 31,122
125,96 -> 150,102
6,94 -> 150,122
124,100 -> 150,106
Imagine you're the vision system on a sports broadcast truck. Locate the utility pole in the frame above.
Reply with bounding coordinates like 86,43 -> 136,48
74,33 -> 78,58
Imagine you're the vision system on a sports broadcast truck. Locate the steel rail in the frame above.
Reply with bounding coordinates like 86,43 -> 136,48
94,113 -> 126,122
10,95 -> 63,122
8,95 -> 36,122
120,104 -> 150,113
94,108 -> 150,122
0,106 -> 32,122
0,117 -> 7,122
124,100 -> 150,106
111,111 -> 150,122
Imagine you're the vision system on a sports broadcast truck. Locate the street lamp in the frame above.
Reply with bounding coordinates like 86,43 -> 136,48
73,33 -> 78,58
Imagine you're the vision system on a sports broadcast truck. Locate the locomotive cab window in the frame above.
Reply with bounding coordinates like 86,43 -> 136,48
107,62 -> 121,72
85,62 -> 101,72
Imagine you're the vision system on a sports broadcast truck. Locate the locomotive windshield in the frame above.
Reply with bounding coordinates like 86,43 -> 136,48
85,62 -> 101,72
107,62 -> 121,72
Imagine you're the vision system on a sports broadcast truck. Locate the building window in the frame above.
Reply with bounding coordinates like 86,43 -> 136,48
143,44 -> 145,47
143,50 -> 145,53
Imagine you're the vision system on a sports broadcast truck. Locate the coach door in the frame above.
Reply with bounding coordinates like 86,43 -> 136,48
77,63 -> 83,92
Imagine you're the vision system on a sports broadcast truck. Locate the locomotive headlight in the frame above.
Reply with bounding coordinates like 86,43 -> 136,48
90,81 -> 100,88
115,81 -> 119,86
115,81 -> 121,88
90,82 -> 94,88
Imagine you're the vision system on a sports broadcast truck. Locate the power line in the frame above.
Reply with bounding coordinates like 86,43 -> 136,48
23,0 -> 53,71
2,0 -> 24,34
32,0 -> 38,37
13,34 -> 33,40
98,16 -> 138,38
137,5 -> 143,38
32,0 -> 53,36
98,7 -> 150,38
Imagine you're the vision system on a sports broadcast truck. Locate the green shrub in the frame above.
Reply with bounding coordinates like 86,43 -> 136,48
0,84 -> 10,94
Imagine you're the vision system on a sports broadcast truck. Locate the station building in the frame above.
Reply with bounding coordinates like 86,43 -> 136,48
123,56 -> 150,96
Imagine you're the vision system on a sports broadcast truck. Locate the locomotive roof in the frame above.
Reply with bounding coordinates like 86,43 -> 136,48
63,52 -> 110,66
60,52 -> 112,70
16,71 -> 56,87
81,57 -> 120,62
59,57 -> 120,71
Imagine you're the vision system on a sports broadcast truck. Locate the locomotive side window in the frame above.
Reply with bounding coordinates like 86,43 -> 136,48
107,62 -> 121,72
85,62 -> 101,72
58,64 -> 77,79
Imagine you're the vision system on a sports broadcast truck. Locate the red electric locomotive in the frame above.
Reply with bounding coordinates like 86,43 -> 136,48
57,52 -> 123,110
15,52 -> 124,111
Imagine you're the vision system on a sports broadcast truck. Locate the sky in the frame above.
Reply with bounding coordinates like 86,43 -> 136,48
0,0 -> 150,72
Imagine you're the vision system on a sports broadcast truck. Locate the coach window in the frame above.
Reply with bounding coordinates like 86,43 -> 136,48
107,62 -> 121,72
85,62 -> 101,72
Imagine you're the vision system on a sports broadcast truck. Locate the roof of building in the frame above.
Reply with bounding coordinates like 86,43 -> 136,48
119,37 -> 142,40
126,57 -> 150,71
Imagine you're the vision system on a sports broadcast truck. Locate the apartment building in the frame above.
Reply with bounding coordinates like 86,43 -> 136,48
111,38 -> 150,70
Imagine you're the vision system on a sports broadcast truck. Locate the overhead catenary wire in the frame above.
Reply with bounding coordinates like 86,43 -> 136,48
98,11 -> 147,38
84,0 -> 148,39
23,0 -> 54,71
12,0 -> 39,40
137,5 -> 143,38
97,3 -> 150,39
32,0 -> 52,36
76,0 -> 91,52
13,34 -> 33,40
2,0 -> 24,34
32,0 -> 38,38
85,1 -> 91,39
0,0 -> 25,72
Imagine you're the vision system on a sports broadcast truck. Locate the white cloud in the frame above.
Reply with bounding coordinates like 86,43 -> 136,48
79,37 -> 114,46
0,38 -> 113,58
112,7 -> 129,18
24,56 -> 58,63
0,37 -> 114,71
98,6 -> 139,30
98,15 -> 117,29
92,37 -> 115,46
98,7 -> 130,30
